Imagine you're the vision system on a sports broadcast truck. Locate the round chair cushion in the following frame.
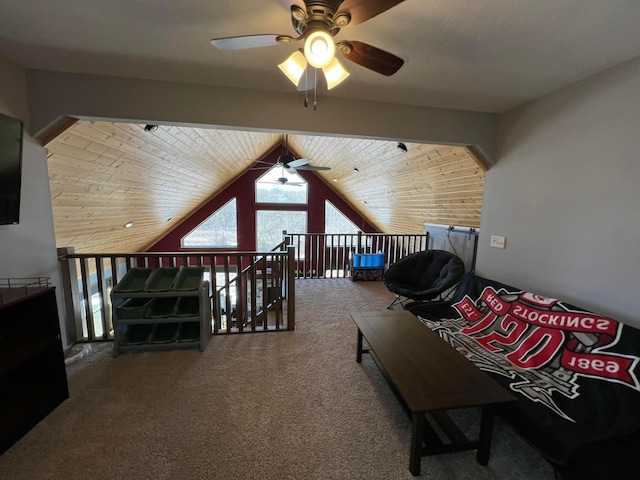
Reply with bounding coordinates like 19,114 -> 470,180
383,250 -> 465,300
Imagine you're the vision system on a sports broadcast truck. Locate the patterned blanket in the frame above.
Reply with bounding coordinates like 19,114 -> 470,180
410,273 -> 640,466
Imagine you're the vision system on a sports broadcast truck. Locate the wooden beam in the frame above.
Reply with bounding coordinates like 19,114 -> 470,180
42,116 -> 79,147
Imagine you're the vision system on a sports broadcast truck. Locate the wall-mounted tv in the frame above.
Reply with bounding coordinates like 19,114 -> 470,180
0,113 -> 23,225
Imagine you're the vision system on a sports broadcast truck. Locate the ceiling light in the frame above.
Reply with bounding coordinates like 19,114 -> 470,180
144,124 -> 158,132
278,50 -> 307,87
304,30 -> 335,68
323,57 -> 350,90
124,221 -> 134,228
278,30 -> 350,97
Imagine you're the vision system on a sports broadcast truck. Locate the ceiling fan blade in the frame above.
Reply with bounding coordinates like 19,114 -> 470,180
266,180 -> 305,186
336,0 -> 405,26
210,34 -> 292,51
339,40 -> 404,76
295,165 -> 331,171
288,158 -> 311,168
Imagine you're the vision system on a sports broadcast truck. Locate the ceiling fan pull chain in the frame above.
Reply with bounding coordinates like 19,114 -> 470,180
304,66 -> 309,107
314,68 -> 318,110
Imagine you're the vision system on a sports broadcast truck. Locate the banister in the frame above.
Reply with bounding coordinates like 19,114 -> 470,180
58,249 -> 294,343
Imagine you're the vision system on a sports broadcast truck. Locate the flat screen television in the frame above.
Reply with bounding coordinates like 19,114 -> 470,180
0,113 -> 23,225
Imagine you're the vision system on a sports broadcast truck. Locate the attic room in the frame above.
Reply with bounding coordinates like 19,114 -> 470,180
1,1 -> 640,479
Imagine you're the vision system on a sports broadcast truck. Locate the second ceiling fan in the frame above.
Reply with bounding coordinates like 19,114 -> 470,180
255,134 -> 330,185
210,0 -> 405,93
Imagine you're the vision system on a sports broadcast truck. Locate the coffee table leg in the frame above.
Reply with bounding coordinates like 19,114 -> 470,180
410,412 -> 424,475
476,406 -> 494,465
356,328 -> 363,363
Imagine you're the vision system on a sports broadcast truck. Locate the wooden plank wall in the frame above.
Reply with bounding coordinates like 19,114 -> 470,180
288,136 -> 485,233
46,121 -> 279,252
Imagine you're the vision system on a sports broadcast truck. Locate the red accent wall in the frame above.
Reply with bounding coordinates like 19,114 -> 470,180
147,146 -> 378,252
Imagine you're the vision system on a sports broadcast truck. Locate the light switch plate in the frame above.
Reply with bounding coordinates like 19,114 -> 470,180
490,235 -> 506,249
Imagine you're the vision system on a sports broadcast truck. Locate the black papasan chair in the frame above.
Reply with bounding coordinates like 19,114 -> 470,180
383,250 -> 465,309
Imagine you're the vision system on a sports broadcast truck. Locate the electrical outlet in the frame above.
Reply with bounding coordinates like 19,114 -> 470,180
490,235 -> 506,249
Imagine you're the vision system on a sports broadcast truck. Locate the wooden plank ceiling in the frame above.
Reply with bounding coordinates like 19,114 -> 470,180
46,121 -> 485,253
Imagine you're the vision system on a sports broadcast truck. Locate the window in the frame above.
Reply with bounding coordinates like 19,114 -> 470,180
325,201 -> 360,246
325,201 -> 360,233
256,166 -> 308,204
181,198 -> 238,248
256,210 -> 307,251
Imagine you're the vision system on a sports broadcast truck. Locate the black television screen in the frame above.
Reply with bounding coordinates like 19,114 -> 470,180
0,113 -> 23,225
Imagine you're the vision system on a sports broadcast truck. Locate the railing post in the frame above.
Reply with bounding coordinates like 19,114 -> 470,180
287,245 -> 295,330
94,256 -> 111,340
57,247 -> 81,346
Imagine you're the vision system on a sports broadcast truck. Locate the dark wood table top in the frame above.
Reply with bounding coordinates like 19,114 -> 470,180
351,310 -> 516,413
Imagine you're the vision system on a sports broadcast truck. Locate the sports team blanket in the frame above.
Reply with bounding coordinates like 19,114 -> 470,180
410,273 -> 640,465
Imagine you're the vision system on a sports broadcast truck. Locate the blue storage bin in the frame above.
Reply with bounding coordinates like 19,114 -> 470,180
353,253 -> 385,270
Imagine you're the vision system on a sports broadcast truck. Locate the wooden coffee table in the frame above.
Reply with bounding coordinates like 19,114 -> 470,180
351,310 -> 516,476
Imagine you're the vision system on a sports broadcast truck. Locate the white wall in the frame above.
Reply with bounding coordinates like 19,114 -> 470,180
25,70 -> 499,164
0,56 -> 68,345
477,56 -> 640,327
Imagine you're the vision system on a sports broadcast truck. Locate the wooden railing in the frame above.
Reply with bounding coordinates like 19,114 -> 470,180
57,233 -> 428,344
58,247 -> 295,343
283,232 -> 429,279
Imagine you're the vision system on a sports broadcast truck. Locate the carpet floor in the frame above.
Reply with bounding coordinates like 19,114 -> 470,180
0,278 -> 554,479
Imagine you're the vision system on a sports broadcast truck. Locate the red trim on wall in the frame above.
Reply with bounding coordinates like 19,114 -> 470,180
147,146 -> 378,252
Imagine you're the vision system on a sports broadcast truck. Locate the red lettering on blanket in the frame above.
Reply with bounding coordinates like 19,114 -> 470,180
474,314 -> 528,353
561,349 -> 639,387
510,302 -> 618,337
450,286 -> 639,382
481,288 -> 511,315
460,312 -> 497,335
519,292 -> 558,308
506,327 -> 565,369
454,297 -> 484,322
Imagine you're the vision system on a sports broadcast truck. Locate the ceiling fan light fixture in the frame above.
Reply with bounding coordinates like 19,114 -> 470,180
304,30 -> 335,68
323,57 -> 350,90
278,50 -> 307,86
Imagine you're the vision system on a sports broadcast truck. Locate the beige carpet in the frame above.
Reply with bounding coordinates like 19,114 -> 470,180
0,279 -> 554,479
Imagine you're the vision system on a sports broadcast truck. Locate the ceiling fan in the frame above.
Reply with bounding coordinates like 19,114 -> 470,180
256,134 -> 330,184
210,0 -> 405,94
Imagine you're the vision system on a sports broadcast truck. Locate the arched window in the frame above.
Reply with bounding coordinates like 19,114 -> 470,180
255,165 -> 308,204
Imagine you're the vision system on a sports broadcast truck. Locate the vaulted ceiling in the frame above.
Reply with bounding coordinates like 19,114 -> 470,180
46,120 -> 484,253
